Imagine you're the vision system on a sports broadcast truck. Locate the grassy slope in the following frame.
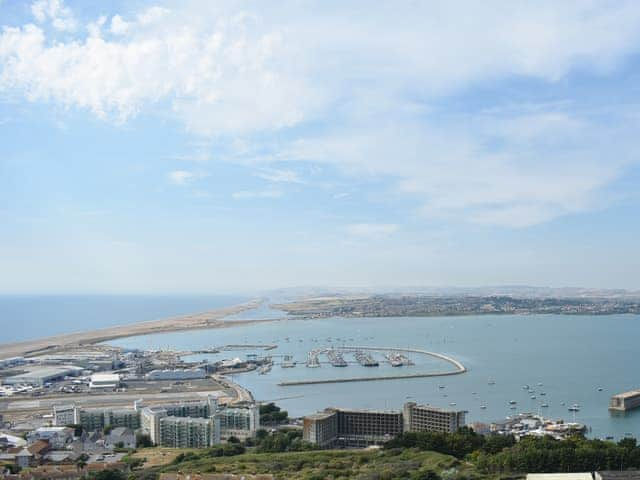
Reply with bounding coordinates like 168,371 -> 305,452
138,448 -> 487,480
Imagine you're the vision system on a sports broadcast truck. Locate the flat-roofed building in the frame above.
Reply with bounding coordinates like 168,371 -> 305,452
74,407 -> 140,431
334,408 -> 403,447
89,373 -> 121,390
215,403 -> 259,440
609,390 -> 640,411
2,366 -> 82,386
159,416 -> 220,448
403,402 -> 466,433
53,404 -> 75,426
145,368 -> 207,381
302,409 -> 338,447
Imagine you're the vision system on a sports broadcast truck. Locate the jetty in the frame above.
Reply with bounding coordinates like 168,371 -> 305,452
278,346 -> 466,386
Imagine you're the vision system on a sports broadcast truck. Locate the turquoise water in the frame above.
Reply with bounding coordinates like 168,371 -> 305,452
0,295 -> 246,343
109,313 -> 640,441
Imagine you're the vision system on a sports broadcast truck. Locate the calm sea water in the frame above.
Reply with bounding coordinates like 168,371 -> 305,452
110,313 -> 640,441
0,295 -> 246,343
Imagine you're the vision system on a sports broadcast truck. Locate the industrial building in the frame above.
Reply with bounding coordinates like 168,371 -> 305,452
0,357 -> 26,369
89,373 -> 121,390
2,366 -> 83,386
145,368 -> 206,381
158,416 -> 220,448
303,402 -> 466,447
403,402 -> 466,433
609,390 -> 640,411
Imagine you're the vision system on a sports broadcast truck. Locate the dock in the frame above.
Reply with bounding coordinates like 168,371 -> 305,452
609,390 -> 640,411
278,346 -> 466,386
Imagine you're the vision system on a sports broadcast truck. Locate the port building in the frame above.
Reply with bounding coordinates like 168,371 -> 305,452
609,390 -> 640,411
89,373 -> 121,390
2,366 -> 83,386
145,368 -> 207,381
403,402 -> 466,433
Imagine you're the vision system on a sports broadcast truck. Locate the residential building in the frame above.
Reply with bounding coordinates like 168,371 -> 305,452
403,402 -> 466,433
53,405 -> 75,427
74,407 -> 140,431
158,416 -> 219,448
215,403 -> 259,440
302,410 -> 338,447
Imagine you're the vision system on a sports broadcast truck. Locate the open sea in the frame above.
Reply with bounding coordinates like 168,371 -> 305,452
0,295 -> 246,343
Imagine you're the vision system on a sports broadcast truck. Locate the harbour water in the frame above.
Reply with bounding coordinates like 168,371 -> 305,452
0,294 -> 246,343
109,312 -> 640,441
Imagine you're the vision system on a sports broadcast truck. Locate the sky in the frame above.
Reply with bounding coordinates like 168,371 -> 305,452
1,0 -> 640,294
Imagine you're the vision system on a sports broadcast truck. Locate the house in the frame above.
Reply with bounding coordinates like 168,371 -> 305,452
14,449 -> 33,469
105,427 -> 136,449
70,431 -> 108,456
26,427 -> 73,449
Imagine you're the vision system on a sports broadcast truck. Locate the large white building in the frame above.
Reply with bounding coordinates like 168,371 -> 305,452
89,373 -> 121,390
215,404 -> 260,440
158,416 -> 220,448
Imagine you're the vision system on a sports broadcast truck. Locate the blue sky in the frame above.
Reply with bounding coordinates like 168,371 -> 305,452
1,0 -> 640,293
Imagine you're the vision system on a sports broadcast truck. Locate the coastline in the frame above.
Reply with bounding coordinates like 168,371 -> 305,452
0,299 -> 270,358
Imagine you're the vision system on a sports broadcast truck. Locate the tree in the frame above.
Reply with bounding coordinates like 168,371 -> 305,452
87,469 -> 127,480
135,433 -> 153,448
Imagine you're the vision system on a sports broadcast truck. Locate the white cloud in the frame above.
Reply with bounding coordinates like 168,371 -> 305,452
346,223 -> 399,238
30,0 -> 77,32
232,189 -> 283,199
255,168 -> 302,184
109,15 -> 129,36
166,170 -> 205,186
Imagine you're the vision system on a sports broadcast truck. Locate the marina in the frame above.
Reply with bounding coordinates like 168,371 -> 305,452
110,312 -> 640,440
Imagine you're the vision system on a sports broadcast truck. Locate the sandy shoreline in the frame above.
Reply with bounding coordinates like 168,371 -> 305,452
0,299 -> 272,358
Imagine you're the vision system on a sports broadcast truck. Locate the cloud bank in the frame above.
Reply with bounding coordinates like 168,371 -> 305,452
2,0 -> 640,227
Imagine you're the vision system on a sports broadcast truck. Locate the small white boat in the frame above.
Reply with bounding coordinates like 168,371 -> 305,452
480,405 -> 487,409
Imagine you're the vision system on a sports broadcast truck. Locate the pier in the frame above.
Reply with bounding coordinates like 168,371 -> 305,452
278,346 -> 466,386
